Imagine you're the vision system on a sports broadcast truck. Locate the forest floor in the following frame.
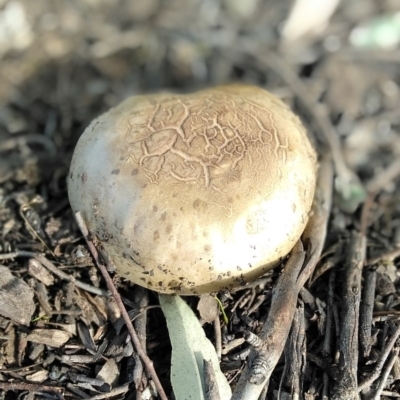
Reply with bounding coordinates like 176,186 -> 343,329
1,0 -> 400,399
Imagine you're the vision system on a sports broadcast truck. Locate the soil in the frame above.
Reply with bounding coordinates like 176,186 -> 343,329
1,0 -> 400,399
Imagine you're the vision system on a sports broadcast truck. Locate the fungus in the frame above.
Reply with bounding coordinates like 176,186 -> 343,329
68,85 -> 317,294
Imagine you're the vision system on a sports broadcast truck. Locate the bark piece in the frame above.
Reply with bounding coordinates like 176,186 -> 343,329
0,265 -> 35,325
26,329 -> 71,348
198,295 -> 219,324
96,358 -> 119,387
28,259 -> 54,286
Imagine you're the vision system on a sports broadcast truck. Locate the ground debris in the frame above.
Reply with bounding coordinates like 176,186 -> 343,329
26,329 -> 71,348
0,265 -> 35,325
1,0 -> 400,398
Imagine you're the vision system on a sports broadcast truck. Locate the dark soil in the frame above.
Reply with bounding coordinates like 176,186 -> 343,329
1,1 -> 400,399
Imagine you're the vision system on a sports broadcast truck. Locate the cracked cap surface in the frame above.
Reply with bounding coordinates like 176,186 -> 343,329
68,85 -> 317,294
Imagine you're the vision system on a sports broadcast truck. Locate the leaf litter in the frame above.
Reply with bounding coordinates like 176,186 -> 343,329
1,0 -> 400,399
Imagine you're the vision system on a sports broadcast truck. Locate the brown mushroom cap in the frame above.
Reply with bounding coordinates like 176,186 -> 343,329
68,85 -> 317,294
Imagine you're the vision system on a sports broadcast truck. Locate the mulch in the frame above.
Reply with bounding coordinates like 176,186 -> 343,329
1,1 -> 400,399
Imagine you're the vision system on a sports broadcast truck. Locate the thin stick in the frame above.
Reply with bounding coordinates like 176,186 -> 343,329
360,269 -> 376,358
204,360 -> 222,400
132,286 -> 149,392
366,248 -> 400,266
34,254 -> 110,297
231,155 -> 333,400
359,322 -> 400,393
330,232 -> 366,400
372,347 -> 400,400
231,243 -> 306,400
298,156 -> 334,288
74,211 -> 168,400
0,251 -> 35,260
0,250 -> 109,297
0,382 -> 63,398
322,271 -> 336,357
214,315 -> 222,360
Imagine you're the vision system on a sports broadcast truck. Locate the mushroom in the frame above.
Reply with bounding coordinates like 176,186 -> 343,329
68,85 -> 317,295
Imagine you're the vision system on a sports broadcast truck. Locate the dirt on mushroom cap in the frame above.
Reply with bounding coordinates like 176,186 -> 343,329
68,85 -> 317,294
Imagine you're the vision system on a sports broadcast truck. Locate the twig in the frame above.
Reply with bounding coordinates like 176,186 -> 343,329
322,372 -> 329,400
132,286 -> 149,392
35,254 -> 109,297
360,269 -> 376,358
214,316 -> 222,360
221,338 -> 245,355
358,322 -> 400,393
61,354 -> 100,364
306,369 -> 319,399
66,382 -> 91,399
231,155 -> 333,400
0,362 -> 43,373
0,382 -> 63,398
0,250 -> 109,297
371,347 -> 400,400
204,360 -> 222,400
381,390 -> 400,398
307,353 -> 338,380
231,243 -> 305,400
332,300 -> 341,365
373,311 -> 400,317
284,302 -> 306,399
366,247 -> 400,266
130,305 -> 161,322
0,250 -> 36,260
309,255 -> 336,287
360,191 -> 376,237
74,211 -> 168,400
298,156 -> 334,288
331,231 -> 366,400
230,277 -> 272,293
322,270 -> 336,358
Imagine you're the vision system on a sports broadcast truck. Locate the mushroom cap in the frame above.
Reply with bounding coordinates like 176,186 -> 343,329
68,85 -> 317,294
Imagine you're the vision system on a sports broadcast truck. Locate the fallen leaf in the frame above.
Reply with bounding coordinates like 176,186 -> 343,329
159,294 -> 231,400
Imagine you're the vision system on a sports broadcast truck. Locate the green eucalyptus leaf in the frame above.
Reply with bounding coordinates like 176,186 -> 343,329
159,294 -> 231,400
